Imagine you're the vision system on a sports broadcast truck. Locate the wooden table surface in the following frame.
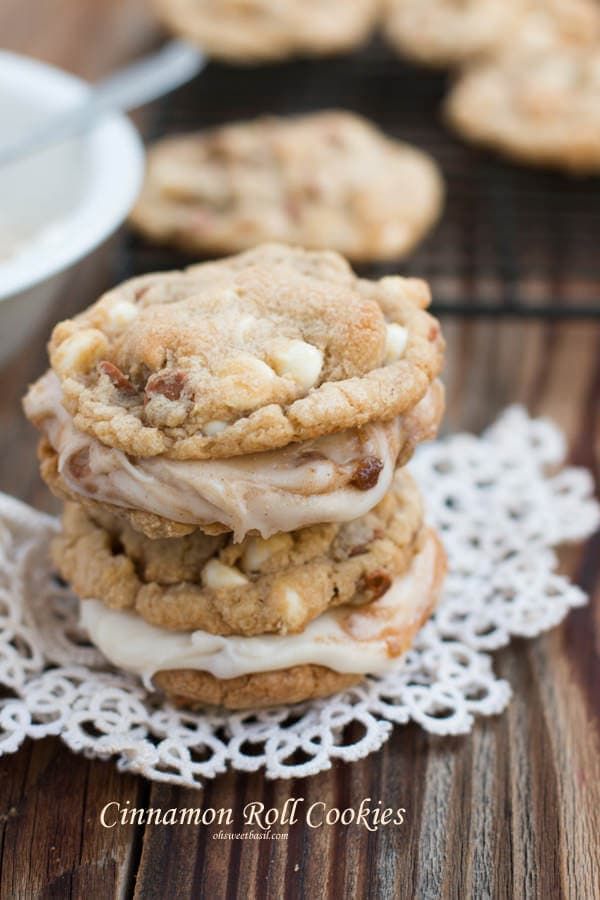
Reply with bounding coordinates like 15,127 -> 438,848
1,3 -> 599,898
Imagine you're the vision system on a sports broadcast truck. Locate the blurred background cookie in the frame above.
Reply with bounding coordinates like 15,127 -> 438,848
130,111 -> 444,262
382,0 -> 525,68
446,43 -> 600,174
507,0 -> 600,55
152,0 -> 379,63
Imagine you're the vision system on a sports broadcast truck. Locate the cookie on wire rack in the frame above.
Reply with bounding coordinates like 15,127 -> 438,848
446,42 -> 600,174
382,0 -> 525,68
130,111 -> 444,264
153,0 -> 379,63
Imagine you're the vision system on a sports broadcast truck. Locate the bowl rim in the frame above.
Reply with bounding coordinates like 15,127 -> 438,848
0,51 -> 145,302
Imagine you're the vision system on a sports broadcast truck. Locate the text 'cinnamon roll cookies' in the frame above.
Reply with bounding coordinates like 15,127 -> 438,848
130,112 -> 444,263
24,243 -> 446,710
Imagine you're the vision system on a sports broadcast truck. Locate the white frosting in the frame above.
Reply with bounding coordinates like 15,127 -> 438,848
80,531 -> 440,686
25,371 -> 400,541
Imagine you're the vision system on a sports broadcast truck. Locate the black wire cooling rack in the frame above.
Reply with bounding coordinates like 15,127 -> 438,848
118,42 -> 600,319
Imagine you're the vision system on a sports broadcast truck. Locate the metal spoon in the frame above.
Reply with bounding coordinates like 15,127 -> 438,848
0,41 -> 205,167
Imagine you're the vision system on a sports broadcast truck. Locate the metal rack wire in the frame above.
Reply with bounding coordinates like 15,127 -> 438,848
118,42 -> 600,318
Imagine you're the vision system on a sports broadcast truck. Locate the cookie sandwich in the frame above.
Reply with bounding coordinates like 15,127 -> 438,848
24,244 -> 446,709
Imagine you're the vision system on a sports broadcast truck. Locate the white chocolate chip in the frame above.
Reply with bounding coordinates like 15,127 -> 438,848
242,534 -> 291,572
245,357 -> 277,380
218,354 -> 277,407
215,353 -> 277,411
202,560 -> 249,590
220,354 -> 275,383
282,588 -> 304,625
203,420 -> 228,436
52,329 -> 109,375
268,340 -> 323,392
384,324 -> 408,364
104,299 -> 138,330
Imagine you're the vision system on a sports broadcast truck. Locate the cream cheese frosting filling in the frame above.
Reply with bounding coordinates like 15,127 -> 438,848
26,371 -> 411,541
80,530 -> 441,685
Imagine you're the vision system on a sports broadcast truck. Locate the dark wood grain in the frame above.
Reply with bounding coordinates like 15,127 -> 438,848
0,3 -> 599,898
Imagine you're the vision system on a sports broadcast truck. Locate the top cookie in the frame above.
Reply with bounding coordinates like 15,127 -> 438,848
382,0 -> 525,68
130,111 -> 444,263
153,0 -> 379,63
34,244 -> 443,460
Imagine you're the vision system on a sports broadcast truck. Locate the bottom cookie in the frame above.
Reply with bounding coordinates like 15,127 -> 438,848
80,528 -> 446,710
153,666 -> 361,710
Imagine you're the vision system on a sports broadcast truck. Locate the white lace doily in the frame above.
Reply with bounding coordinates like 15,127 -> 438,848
0,407 -> 597,786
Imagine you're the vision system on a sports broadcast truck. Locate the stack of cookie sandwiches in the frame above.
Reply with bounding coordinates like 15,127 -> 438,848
24,244 -> 446,710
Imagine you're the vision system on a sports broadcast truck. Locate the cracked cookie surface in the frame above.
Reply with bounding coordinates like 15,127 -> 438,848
53,470 -> 425,637
130,111 -> 444,263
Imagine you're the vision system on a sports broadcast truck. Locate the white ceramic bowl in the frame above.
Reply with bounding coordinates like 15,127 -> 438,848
0,51 -> 144,366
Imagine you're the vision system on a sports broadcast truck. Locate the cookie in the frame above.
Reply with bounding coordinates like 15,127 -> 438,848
24,244 -> 444,462
382,0 -> 525,68
507,0 -> 600,56
35,377 -> 444,540
152,0 -> 378,64
80,528 -> 447,710
153,666 -> 362,710
54,470 -> 425,637
130,112 -> 444,263
446,43 -> 600,173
